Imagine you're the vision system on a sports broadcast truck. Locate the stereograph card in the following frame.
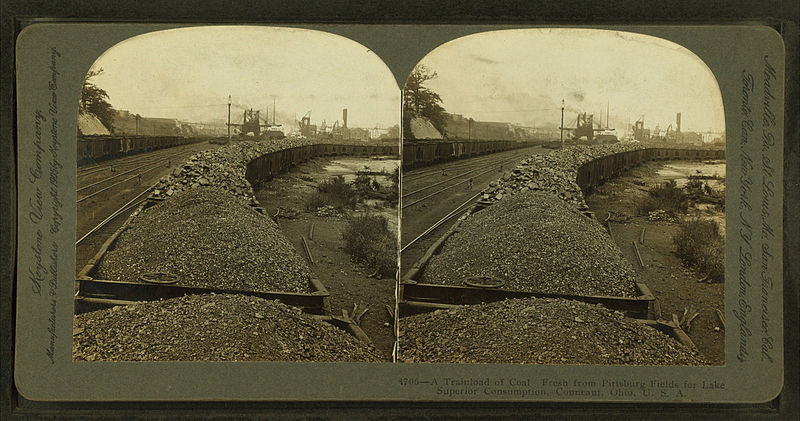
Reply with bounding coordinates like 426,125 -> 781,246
11,23 -> 789,406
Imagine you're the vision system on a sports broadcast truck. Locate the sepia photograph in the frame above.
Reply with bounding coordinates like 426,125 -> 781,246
9,18 -> 790,408
399,28 -> 727,366
72,26 -> 400,362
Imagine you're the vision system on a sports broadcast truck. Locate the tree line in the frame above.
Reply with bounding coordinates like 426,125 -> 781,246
403,64 -> 448,140
80,68 -> 115,131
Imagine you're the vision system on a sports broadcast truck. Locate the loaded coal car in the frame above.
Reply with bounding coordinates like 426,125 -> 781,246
399,189 -> 703,366
403,139 -> 523,168
451,140 -> 466,159
77,134 -> 211,166
434,142 -> 454,163
402,140 -> 438,168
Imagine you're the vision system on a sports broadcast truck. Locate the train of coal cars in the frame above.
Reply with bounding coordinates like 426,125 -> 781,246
402,139 -> 540,168
77,135 -> 214,166
246,142 -> 399,186
79,135 -> 538,169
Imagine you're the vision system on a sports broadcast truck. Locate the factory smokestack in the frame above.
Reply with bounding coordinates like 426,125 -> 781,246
342,108 -> 348,128
676,112 -> 681,133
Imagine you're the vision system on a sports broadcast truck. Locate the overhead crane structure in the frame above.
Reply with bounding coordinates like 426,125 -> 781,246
559,100 -> 615,144
225,95 -> 285,141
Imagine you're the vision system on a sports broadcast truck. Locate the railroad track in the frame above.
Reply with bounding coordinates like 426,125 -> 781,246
75,144 -> 216,264
401,155 -> 523,209
77,146 -> 210,204
76,183 -> 155,246
77,143 -> 200,178
401,146 -> 542,210
400,191 -> 481,253
77,148 -> 190,185
402,148 -> 532,183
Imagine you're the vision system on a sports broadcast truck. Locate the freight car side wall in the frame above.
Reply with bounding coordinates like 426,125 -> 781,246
479,143 -> 726,209
575,147 -> 726,196
245,143 -> 399,186
401,140 -> 539,168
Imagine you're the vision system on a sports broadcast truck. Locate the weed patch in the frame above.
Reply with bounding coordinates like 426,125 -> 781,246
635,180 -> 688,216
673,219 -> 725,282
341,214 -> 397,278
305,176 -> 357,212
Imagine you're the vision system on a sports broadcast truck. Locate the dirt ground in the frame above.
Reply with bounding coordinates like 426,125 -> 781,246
254,157 -> 397,360
586,160 -> 726,365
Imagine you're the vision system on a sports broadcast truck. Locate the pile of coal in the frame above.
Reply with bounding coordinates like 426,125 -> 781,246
74,294 -> 384,362
481,142 -> 723,208
481,143 -> 646,207
420,190 -> 639,297
399,297 -> 706,366
152,138 -> 314,202
96,186 -> 313,294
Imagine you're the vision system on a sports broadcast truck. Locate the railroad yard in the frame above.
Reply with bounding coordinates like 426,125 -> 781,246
69,26 -> 733,368
76,140 -> 223,277
74,133 -> 726,366
400,145 -> 544,273
399,142 -> 726,366
74,138 -> 394,362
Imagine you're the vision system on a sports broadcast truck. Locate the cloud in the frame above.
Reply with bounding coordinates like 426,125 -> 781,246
418,28 -> 725,132
469,54 -> 501,65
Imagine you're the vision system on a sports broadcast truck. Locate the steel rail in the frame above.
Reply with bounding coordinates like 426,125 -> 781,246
402,154 -> 522,198
77,143 -> 199,176
77,149 -> 190,193
77,154 -> 183,204
400,191 -> 482,253
401,163 -> 508,210
402,146 -> 539,181
75,183 -> 156,246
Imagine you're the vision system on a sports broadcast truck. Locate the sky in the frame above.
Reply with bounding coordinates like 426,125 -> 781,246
416,29 -> 725,134
87,26 -> 400,129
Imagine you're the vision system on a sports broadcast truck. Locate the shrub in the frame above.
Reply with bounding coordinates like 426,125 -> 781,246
684,178 -> 704,198
673,219 -> 725,282
384,167 -> 399,207
352,174 -> 375,196
635,180 -> 689,216
385,184 -> 399,207
341,214 -> 397,278
305,176 -> 356,212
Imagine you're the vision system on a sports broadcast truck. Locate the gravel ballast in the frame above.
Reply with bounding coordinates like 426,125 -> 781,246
419,190 -> 639,296
399,297 -> 706,365
96,186 -> 313,293
73,294 -> 384,362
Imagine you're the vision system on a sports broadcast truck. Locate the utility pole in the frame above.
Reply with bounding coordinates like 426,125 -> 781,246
227,95 -> 232,142
560,99 -> 565,146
